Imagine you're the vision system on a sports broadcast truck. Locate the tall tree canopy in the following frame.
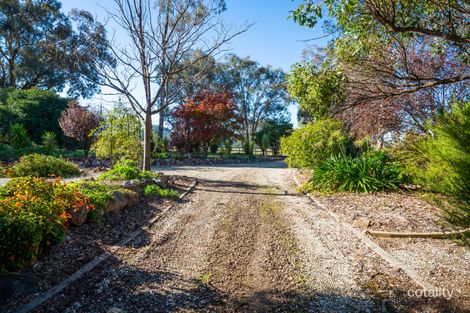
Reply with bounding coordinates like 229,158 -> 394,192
0,0 -> 113,98
221,55 -> 290,150
291,0 -> 469,102
94,0 -> 248,170
291,0 -> 469,140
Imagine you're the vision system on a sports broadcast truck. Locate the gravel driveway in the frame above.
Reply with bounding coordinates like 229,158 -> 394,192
19,161 -> 468,312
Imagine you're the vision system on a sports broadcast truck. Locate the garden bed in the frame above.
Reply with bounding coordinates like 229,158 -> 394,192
295,170 -> 470,305
295,169 -> 451,233
0,175 -> 193,313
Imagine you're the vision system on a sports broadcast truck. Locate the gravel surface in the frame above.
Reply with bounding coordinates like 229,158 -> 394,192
7,161 -> 469,312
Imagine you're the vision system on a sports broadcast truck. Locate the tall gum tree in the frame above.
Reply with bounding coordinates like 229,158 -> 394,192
221,55 -> 290,152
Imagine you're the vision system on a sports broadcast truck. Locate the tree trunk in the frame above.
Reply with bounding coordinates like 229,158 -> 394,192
143,112 -> 152,170
158,109 -> 165,138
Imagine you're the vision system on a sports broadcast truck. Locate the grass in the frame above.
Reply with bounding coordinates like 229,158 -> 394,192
143,184 -> 179,198
199,272 -> 212,284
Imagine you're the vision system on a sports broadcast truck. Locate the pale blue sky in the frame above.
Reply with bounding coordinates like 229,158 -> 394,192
60,0 -> 329,126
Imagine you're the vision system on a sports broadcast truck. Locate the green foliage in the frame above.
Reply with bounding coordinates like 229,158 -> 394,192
243,139 -> 254,155
0,1 -> 114,98
209,142 -> 219,154
310,151 -> 408,193
281,118 -> 348,168
144,184 -> 179,199
0,89 -> 68,144
92,109 -> 142,164
7,123 -> 30,149
41,131 -> 58,153
287,63 -> 345,120
9,154 -> 80,178
255,120 -> 293,156
0,177 -> 91,271
98,159 -> 154,180
221,138 -> 233,155
396,102 -> 470,227
152,134 -> 168,160
259,133 -> 270,153
69,181 -> 118,222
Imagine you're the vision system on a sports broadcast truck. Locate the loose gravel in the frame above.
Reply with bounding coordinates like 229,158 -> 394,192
5,161 -> 469,312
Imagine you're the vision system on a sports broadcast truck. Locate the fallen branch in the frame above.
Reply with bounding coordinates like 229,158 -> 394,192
364,228 -> 470,239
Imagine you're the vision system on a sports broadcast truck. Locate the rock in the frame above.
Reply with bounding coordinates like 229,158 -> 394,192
159,174 -> 168,188
107,308 -> 123,313
0,272 -> 38,304
352,219 -> 371,230
68,205 -> 88,226
105,190 -> 140,212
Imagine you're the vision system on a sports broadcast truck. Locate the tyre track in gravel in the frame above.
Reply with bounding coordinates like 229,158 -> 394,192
28,161 -> 466,312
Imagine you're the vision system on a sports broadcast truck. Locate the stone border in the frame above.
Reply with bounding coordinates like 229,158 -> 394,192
15,180 -> 197,313
292,170 -> 436,291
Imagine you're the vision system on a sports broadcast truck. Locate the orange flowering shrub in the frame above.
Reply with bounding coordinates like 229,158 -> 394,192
0,177 -> 91,271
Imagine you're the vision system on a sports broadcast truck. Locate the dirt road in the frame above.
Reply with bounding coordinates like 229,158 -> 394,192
32,161 -> 466,312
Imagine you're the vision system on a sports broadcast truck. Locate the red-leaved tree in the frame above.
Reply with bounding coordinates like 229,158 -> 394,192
59,101 -> 100,156
171,90 -> 238,154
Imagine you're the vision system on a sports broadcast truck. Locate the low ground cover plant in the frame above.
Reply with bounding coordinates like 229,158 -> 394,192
144,184 -> 179,199
0,177 -> 91,271
69,181 -> 120,221
98,159 -> 154,180
7,154 -> 80,178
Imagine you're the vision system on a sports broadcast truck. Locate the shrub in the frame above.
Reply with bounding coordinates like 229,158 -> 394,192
310,151 -> 408,193
7,123 -> 31,149
243,139 -> 254,155
98,159 -> 154,180
9,154 -> 80,178
70,181 -> 118,221
144,184 -> 179,199
221,138 -> 233,155
281,118 -> 348,168
91,109 -> 142,164
0,177 -> 91,271
41,131 -> 58,153
209,142 -> 218,154
395,102 -> 470,227
152,135 -> 168,160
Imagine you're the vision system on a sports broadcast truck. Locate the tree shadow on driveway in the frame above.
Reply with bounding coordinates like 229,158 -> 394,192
30,254 -> 466,313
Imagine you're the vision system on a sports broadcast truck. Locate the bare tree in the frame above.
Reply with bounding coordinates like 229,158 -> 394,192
93,0 -> 250,170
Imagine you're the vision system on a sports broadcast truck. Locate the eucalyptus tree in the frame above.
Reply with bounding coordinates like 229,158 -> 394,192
221,55 -> 290,153
0,0 -> 113,98
94,0 -> 249,170
291,0 -> 470,102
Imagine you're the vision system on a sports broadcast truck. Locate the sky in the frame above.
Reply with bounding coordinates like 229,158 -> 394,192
60,0 -> 329,127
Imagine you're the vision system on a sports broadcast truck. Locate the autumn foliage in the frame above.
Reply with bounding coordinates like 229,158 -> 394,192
171,90 -> 238,154
59,101 -> 100,156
